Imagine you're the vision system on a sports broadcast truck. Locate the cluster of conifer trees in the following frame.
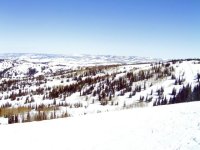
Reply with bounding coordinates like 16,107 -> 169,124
154,74 -> 200,106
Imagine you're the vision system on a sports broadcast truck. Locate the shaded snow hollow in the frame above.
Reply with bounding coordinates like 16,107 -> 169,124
1,102 -> 200,150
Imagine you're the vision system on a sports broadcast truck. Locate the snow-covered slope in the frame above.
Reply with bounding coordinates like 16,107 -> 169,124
0,102 -> 200,150
1,56 -> 200,124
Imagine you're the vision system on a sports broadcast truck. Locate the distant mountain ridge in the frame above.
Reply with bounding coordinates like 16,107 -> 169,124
0,53 -> 162,65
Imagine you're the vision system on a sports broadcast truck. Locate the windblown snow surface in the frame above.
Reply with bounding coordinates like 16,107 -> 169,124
1,102 -> 200,150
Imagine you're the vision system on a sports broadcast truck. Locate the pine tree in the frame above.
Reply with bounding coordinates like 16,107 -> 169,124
171,88 -> 176,96
197,73 -> 200,82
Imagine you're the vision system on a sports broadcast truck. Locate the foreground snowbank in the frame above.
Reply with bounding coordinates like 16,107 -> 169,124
0,102 -> 200,150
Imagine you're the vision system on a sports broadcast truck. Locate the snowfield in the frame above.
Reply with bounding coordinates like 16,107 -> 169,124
1,102 -> 200,150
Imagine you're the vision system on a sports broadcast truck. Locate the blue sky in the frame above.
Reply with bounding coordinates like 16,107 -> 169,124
0,0 -> 199,58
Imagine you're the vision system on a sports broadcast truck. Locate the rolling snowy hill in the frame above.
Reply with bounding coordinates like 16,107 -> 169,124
0,101 -> 200,150
0,54 -> 200,125
0,53 -> 200,149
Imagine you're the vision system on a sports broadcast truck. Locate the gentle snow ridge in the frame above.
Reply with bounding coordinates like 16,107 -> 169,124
0,102 -> 200,150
